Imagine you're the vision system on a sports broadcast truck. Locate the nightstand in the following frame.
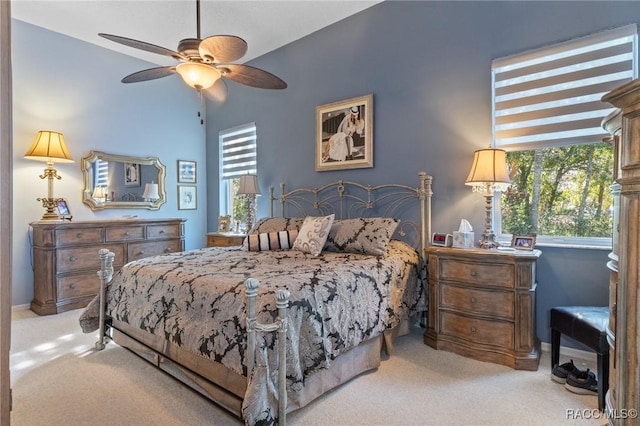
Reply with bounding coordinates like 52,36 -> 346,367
424,246 -> 541,370
206,232 -> 246,247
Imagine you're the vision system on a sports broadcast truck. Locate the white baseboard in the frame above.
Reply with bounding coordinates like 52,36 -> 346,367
11,304 -> 30,312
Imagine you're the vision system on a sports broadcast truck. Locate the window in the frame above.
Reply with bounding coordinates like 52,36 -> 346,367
219,123 -> 256,231
492,25 -> 637,246
94,158 -> 109,187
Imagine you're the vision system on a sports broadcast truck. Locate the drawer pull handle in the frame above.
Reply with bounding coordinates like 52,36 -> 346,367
470,297 -> 477,303
470,326 -> 477,333
159,230 -> 165,234
124,231 -> 130,236
470,271 -> 477,277
69,283 -> 76,289
69,256 -> 77,262
76,233 -> 82,239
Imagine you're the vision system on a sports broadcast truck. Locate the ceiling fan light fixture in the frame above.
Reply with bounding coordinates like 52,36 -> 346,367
176,62 -> 221,90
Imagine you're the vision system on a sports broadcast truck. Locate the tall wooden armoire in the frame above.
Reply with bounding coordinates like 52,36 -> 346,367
602,80 -> 640,424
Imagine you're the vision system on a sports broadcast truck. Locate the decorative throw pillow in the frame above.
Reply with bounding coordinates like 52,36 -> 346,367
245,230 -> 299,252
292,214 -> 335,256
248,217 -> 305,235
324,217 -> 399,256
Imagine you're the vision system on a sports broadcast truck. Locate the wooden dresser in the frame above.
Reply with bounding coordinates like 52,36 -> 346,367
602,80 -> 640,423
424,246 -> 541,370
30,218 -> 186,315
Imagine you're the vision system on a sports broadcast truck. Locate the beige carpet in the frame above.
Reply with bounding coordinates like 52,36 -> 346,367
10,309 -> 604,426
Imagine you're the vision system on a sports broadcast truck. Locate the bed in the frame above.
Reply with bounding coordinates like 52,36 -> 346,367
80,172 -> 433,425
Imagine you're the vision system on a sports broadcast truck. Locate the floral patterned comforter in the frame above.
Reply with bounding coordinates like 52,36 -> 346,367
88,240 -> 424,424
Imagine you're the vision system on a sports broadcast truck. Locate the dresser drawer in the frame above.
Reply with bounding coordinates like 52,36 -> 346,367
57,245 -> 125,273
58,273 -> 100,300
56,228 -> 103,246
106,226 -> 145,242
147,224 -> 181,239
128,240 -> 182,261
440,311 -> 514,349
440,259 -> 514,288
441,284 -> 514,319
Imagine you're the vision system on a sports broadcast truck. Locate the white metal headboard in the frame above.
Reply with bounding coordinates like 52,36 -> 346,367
269,171 -> 433,253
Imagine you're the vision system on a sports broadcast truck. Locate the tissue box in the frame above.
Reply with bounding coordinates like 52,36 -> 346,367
452,231 -> 475,248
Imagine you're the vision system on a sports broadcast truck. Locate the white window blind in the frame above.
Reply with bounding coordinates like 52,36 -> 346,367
95,159 -> 108,187
493,24 -> 637,151
219,122 -> 257,180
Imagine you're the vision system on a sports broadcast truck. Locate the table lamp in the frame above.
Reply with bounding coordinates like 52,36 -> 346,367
24,130 -> 74,220
465,148 -> 511,249
237,174 -> 261,232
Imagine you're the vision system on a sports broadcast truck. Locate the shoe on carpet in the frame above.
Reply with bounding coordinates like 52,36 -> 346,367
551,359 -> 580,384
565,368 -> 598,395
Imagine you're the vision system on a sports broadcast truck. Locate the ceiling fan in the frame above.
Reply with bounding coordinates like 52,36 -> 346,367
98,0 -> 287,94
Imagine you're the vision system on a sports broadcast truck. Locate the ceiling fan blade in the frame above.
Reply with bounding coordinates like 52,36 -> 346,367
199,35 -> 248,63
217,64 -> 287,89
202,78 -> 228,103
99,33 -> 187,61
121,66 -> 177,83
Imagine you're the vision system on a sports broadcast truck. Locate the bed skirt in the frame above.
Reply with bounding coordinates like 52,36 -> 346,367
107,317 -> 413,419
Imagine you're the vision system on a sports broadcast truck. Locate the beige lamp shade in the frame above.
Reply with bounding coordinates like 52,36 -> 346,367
142,182 -> 160,200
237,174 -> 261,196
24,130 -> 74,163
92,186 -> 107,200
465,148 -> 510,191
175,62 -> 221,90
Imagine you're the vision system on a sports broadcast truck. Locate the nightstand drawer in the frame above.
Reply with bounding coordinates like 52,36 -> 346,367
128,240 -> 182,261
56,228 -> 103,246
106,226 -> 145,241
440,259 -> 514,288
207,233 -> 246,247
440,311 -> 514,348
440,284 -> 514,319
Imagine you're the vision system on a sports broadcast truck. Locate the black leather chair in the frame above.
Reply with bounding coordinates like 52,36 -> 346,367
550,306 -> 609,410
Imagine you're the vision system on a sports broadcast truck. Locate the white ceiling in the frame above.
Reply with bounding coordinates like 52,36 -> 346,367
11,0 -> 381,66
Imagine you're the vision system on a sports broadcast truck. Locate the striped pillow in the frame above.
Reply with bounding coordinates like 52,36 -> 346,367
245,230 -> 299,251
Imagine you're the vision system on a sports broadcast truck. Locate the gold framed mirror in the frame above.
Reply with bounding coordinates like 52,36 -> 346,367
81,151 -> 167,210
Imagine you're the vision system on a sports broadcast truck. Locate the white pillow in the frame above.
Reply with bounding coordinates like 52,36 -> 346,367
292,214 -> 335,256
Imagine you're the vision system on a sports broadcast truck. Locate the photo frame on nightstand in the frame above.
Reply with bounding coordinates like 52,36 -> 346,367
218,215 -> 231,232
511,234 -> 536,250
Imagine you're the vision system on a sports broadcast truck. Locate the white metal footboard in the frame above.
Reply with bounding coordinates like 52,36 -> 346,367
95,248 -> 115,351
244,278 -> 290,425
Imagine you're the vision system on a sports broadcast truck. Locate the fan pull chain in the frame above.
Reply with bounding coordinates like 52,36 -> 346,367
198,90 -> 204,125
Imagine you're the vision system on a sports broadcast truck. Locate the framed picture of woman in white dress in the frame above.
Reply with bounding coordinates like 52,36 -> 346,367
315,94 -> 373,171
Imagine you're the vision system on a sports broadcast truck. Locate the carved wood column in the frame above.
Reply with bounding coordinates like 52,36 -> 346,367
602,80 -> 640,424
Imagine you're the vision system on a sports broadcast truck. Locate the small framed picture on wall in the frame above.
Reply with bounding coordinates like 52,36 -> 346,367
178,160 -> 197,183
178,185 -> 197,210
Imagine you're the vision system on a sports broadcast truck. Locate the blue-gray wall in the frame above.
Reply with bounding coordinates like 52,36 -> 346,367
12,20 -> 208,306
205,1 -> 638,344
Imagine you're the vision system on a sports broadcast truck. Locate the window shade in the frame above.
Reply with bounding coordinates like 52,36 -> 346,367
219,122 -> 257,180
493,24 -> 637,151
95,159 -> 109,187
